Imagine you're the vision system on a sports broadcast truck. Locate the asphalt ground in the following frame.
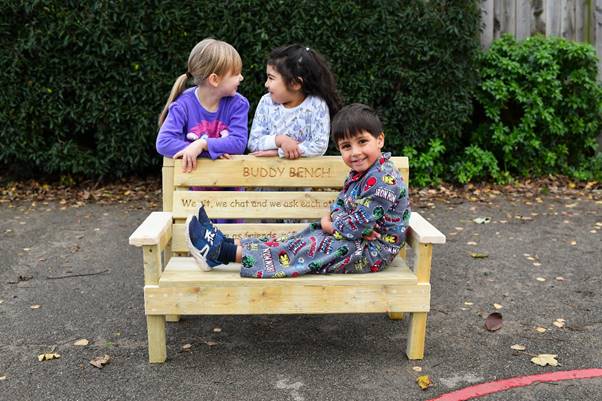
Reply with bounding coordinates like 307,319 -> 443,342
0,190 -> 600,401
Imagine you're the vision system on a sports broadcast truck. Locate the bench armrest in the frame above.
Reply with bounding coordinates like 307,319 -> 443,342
407,212 -> 446,245
129,212 -> 173,247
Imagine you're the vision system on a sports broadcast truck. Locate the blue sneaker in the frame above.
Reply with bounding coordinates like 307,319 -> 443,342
184,215 -> 223,270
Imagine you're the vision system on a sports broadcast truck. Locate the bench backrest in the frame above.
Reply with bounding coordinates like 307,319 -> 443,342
163,156 -> 409,253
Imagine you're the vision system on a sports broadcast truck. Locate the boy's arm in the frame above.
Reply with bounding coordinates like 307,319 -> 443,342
156,103 -> 190,157
297,101 -> 330,157
248,96 -> 278,152
205,97 -> 250,159
331,181 -> 403,240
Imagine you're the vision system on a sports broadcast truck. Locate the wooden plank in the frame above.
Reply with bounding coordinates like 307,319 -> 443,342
494,0 -> 504,39
145,283 -> 431,315
516,0 -> 532,39
406,312 -> 428,359
172,190 -> 338,219
594,0 -> 602,81
407,212 -> 446,245
561,0 -> 577,39
146,314 -> 167,363
546,0 -> 563,37
532,0 -> 546,35
172,223 -> 306,252
170,156 -> 409,188
162,163 -> 174,212
481,0 -> 495,48
129,212 -> 172,247
413,243 -> 433,284
159,256 -> 415,288
143,245 -> 162,285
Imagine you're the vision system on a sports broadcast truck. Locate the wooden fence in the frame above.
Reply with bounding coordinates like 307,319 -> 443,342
480,0 -> 602,80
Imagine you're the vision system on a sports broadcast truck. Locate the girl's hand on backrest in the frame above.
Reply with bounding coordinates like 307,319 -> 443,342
276,135 -> 301,159
251,150 -> 278,157
173,139 -> 207,172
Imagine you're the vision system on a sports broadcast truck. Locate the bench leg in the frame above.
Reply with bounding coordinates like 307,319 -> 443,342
406,312 -> 427,360
147,315 -> 167,363
388,312 -> 405,320
166,315 -> 181,322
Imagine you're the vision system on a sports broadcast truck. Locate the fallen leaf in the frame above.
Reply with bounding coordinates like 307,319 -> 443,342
213,327 -> 222,333
30,304 -> 41,309
203,340 -> 218,346
485,312 -> 503,331
473,217 -> 491,224
555,276 -> 565,281
416,375 -> 432,390
536,277 -> 546,282
181,344 -> 192,352
511,344 -> 526,351
553,319 -> 565,328
90,354 -> 111,369
533,262 -> 542,266
38,353 -> 60,361
470,252 -> 489,258
412,366 -> 423,372
570,240 -> 577,246
464,302 -> 474,306
535,327 -> 547,333
467,241 -> 478,245
0,375 -> 5,380
531,354 -> 559,367
74,339 -> 89,346
493,303 -> 503,310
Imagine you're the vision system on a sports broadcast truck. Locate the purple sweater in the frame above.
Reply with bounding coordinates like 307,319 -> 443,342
156,88 -> 250,159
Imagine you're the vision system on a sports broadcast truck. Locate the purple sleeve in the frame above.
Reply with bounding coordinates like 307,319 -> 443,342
206,96 -> 250,159
156,103 -> 189,157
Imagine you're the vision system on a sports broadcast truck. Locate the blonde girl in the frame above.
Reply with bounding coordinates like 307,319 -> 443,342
157,38 -> 249,172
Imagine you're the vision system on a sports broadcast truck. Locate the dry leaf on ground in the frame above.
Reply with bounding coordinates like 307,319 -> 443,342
553,319 -> 566,328
485,312 -> 503,331
30,304 -> 41,309
531,354 -> 559,367
416,375 -> 432,390
470,252 -> 489,258
535,327 -> 547,333
90,354 -> 111,369
73,339 -> 89,346
38,353 -> 60,361
493,303 -> 503,310
181,344 -> 192,352
473,217 -> 491,224
412,366 -> 423,372
510,344 -> 526,351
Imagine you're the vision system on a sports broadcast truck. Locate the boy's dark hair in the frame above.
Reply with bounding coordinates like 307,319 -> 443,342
268,44 -> 342,118
331,103 -> 383,145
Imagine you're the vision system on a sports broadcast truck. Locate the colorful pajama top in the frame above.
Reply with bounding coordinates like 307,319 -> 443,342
156,88 -> 249,159
239,153 -> 410,278
247,93 -> 330,158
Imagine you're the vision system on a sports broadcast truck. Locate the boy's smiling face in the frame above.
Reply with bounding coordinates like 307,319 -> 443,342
337,130 -> 384,173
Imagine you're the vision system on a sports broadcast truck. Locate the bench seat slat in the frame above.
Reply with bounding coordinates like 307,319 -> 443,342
159,257 -> 416,288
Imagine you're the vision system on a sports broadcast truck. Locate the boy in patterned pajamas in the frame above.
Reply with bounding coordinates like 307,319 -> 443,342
185,103 -> 410,278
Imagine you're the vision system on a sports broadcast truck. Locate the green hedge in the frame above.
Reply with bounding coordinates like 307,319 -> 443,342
465,34 -> 602,183
0,1 -> 480,179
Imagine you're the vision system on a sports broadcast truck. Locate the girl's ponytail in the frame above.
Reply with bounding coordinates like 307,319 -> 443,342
268,45 -> 342,118
158,73 -> 189,127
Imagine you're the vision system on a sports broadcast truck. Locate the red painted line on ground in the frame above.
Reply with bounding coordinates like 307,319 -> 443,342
427,368 -> 602,401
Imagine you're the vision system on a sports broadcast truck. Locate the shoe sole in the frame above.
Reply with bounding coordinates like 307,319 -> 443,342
184,215 -> 212,271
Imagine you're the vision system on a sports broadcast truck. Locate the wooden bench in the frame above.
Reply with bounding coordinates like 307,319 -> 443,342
129,155 -> 445,363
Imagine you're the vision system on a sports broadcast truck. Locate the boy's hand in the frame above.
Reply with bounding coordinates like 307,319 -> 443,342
276,135 -> 301,159
173,139 -> 207,172
362,230 -> 381,241
320,213 -> 334,234
251,150 -> 279,157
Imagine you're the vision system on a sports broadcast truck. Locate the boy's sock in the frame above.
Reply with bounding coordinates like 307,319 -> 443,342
197,206 -> 234,244
217,241 -> 238,264
185,216 -> 223,270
